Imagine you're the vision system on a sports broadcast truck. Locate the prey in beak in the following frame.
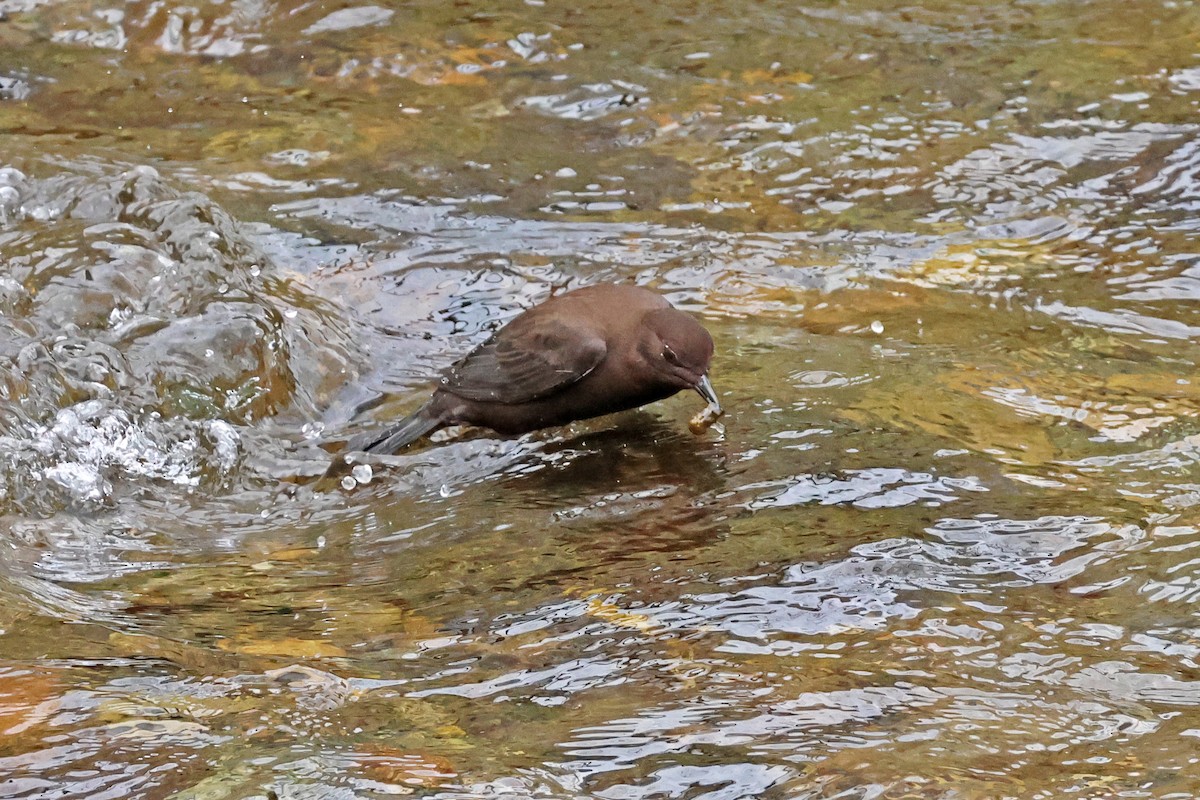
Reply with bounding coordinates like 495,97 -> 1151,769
688,374 -> 724,434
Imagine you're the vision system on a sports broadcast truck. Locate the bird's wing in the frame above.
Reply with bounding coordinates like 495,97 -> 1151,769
439,316 -> 607,404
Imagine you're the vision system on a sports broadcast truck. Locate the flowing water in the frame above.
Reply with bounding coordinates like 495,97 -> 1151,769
3,1 -> 1200,797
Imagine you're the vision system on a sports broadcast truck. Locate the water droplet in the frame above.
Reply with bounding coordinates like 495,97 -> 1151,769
351,464 -> 373,485
870,320 -> 884,334
439,484 -> 452,498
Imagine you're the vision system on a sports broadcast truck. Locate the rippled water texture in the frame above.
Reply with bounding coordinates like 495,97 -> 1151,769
5,1 -> 1200,797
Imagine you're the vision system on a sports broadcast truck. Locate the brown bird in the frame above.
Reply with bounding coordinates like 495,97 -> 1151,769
349,283 -> 720,454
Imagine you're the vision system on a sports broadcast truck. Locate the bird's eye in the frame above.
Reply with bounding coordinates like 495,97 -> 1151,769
663,346 -> 680,365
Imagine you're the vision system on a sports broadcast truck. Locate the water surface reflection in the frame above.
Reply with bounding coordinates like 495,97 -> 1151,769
4,0 -> 1200,797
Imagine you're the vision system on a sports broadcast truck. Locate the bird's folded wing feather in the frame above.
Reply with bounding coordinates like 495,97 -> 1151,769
439,316 -> 607,404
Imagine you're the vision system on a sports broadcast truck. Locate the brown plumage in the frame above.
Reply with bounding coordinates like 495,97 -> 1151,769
349,284 -> 719,454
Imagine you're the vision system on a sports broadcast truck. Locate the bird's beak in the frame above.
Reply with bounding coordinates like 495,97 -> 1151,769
694,374 -> 721,412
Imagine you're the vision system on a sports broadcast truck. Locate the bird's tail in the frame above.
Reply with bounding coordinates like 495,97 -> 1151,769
348,404 -> 442,455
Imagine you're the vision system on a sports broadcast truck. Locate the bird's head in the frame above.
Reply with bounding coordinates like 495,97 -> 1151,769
637,307 -> 720,409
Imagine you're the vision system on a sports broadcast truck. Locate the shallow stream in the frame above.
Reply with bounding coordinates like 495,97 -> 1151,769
4,1 -> 1200,797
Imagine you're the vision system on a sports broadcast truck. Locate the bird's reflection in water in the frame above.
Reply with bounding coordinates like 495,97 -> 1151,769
506,412 -> 727,499
312,411 -> 731,585
491,412 -> 733,569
